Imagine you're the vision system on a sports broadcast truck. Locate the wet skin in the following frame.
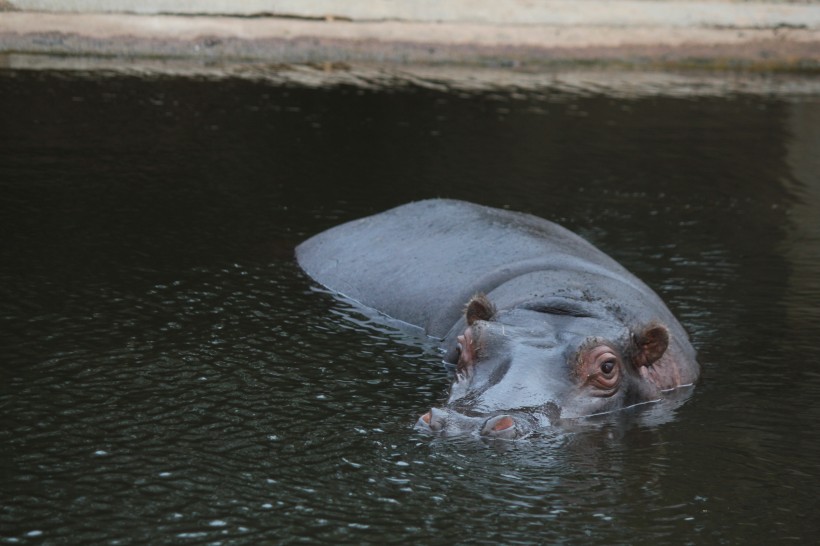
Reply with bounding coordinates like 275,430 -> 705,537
296,200 -> 699,439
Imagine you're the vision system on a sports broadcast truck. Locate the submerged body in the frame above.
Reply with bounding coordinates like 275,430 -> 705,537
296,199 -> 699,439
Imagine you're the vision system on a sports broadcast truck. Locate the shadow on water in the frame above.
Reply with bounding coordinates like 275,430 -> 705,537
1,69 -> 819,544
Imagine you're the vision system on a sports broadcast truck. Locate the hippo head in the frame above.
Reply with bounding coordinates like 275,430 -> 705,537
416,294 -> 679,440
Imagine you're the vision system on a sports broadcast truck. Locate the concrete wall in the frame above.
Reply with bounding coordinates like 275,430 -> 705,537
6,0 -> 820,26
1,1 -> 819,71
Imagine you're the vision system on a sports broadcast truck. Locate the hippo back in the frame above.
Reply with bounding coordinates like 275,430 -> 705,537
296,199 -> 674,339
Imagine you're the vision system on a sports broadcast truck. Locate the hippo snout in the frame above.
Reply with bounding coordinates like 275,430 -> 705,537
416,408 -> 526,440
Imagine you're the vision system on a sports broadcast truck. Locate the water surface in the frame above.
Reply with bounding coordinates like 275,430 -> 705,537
1,69 -> 819,544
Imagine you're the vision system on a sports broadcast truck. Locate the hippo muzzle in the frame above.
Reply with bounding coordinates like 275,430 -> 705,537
416,407 -> 539,440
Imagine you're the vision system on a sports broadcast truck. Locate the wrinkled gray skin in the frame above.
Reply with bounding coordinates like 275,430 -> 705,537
296,200 -> 699,439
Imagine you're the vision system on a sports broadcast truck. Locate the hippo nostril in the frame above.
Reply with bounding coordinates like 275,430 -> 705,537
426,408 -> 448,432
491,416 -> 515,432
481,415 -> 518,439
415,410 -> 437,433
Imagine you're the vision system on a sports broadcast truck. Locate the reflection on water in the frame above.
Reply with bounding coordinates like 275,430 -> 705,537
1,70 -> 819,544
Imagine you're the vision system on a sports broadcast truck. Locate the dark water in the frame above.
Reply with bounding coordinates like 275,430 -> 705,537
1,69 -> 819,544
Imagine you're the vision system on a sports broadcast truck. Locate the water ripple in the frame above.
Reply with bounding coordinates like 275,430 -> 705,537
3,71 -> 820,545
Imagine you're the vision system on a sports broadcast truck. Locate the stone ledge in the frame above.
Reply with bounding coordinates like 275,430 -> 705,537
4,0 -> 820,28
1,4 -> 819,70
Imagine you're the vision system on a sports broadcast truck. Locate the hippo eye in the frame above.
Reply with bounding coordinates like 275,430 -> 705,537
456,331 -> 475,373
583,347 -> 621,393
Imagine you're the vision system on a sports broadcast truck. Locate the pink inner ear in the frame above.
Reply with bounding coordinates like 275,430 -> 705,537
635,325 -> 669,367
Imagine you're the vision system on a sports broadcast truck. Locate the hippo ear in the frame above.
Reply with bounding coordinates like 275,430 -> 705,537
465,293 -> 496,325
632,325 -> 669,367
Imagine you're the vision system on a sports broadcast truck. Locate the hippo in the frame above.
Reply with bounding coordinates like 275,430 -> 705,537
296,199 -> 699,439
